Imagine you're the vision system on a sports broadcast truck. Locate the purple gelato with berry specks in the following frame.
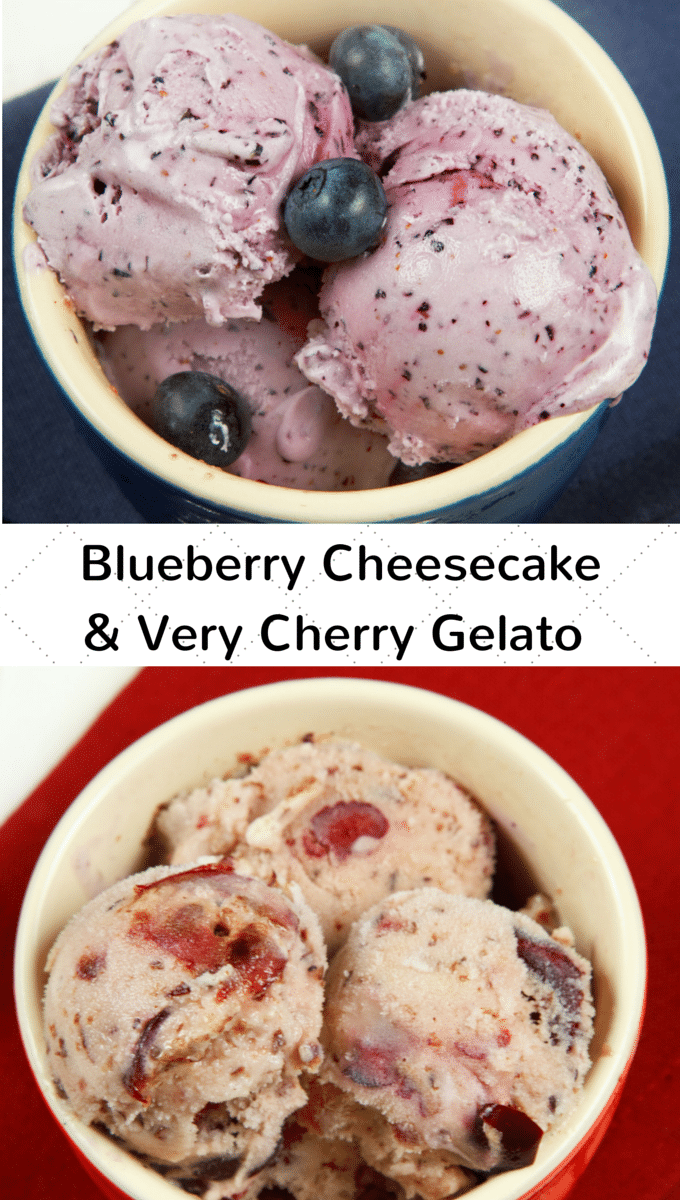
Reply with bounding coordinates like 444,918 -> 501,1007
296,89 -> 657,466
23,13 -> 356,330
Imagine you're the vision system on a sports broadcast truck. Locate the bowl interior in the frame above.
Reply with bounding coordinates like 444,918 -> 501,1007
15,678 -> 646,1200
12,0 -> 669,522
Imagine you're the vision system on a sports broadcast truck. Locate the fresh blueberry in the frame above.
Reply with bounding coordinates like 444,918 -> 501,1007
284,158 -> 387,261
152,371 -> 252,467
382,26 -> 426,98
389,460 -> 458,485
329,25 -> 424,121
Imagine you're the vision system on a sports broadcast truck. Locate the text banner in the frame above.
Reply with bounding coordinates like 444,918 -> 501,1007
2,524 -> 677,665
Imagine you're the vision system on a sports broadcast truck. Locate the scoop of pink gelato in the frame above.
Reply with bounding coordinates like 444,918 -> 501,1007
157,739 -> 495,954
43,860 -> 326,1193
297,89 -> 657,464
316,889 -> 594,1193
24,14 -> 356,330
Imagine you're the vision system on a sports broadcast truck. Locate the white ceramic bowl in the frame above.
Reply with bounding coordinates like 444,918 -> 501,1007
15,677 -> 646,1200
13,0 -> 669,522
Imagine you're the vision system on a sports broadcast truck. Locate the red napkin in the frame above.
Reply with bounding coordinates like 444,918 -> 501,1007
2,667 -> 679,1196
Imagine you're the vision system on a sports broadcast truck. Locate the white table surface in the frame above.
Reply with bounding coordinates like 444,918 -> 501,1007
2,6 -> 142,813
3,0 -> 135,100
2,5 -> 140,816
0,668 -> 140,824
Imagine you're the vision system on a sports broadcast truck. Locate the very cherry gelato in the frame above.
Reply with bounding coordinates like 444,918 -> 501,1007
43,860 -> 326,1195
312,890 -> 593,1195
41,737 -> 595,1199
157,738 -> 495,953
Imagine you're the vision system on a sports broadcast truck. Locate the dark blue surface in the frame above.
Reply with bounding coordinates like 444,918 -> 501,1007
3,85 -> 143,523
3,0 -> 679,523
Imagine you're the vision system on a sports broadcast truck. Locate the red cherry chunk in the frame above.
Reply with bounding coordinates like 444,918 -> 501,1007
128,903 -> 233,975
306,801 -> 389,861
475,1103 -> 543,1170
343,1043 -> 398,1088
128,904 -> 286,1000
514,933 -> 583,1014
216,923 -> 287,1001
133,860 -> 236,895
123,1006 -> 171,1101
75,951 -> 106,980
